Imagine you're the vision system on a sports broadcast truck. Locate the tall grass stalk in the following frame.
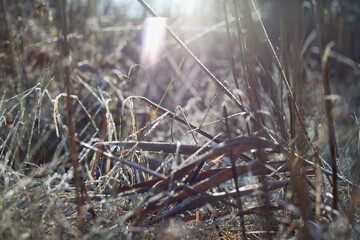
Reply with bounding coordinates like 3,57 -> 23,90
314,0 -> 339,210
60,0 -> 86,232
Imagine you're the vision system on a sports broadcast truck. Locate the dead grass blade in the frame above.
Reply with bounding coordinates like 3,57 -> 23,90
163,162 -> 288,205
150,179 -> 289,224
122,136 -> 280,222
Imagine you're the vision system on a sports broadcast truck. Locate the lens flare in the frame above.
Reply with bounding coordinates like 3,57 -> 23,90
141,17 -> 167,65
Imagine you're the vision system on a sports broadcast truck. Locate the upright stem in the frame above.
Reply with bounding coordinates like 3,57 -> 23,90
60,0 -> 85,231
315,0 -> 338,210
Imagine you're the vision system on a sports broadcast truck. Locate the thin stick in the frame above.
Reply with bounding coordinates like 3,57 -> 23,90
96,140 -> 211,155
223,0 -> 240,89
224,104 -> 247,240
81,142 -> 166,179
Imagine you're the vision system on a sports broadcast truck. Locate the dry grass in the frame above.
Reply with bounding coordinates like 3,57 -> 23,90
1,0 -> 360,239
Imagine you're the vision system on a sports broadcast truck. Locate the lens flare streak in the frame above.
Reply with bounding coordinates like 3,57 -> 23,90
141,17 -> 167,65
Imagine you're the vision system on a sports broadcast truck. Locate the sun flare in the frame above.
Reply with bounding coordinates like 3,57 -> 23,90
141,17 -> 167,65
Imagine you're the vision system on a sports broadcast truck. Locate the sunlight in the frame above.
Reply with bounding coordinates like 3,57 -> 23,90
141,17 -> 167,65
175,0 -> 195,16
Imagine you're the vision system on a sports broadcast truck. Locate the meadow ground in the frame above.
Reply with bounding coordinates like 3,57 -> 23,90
1,0 -> 360,239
